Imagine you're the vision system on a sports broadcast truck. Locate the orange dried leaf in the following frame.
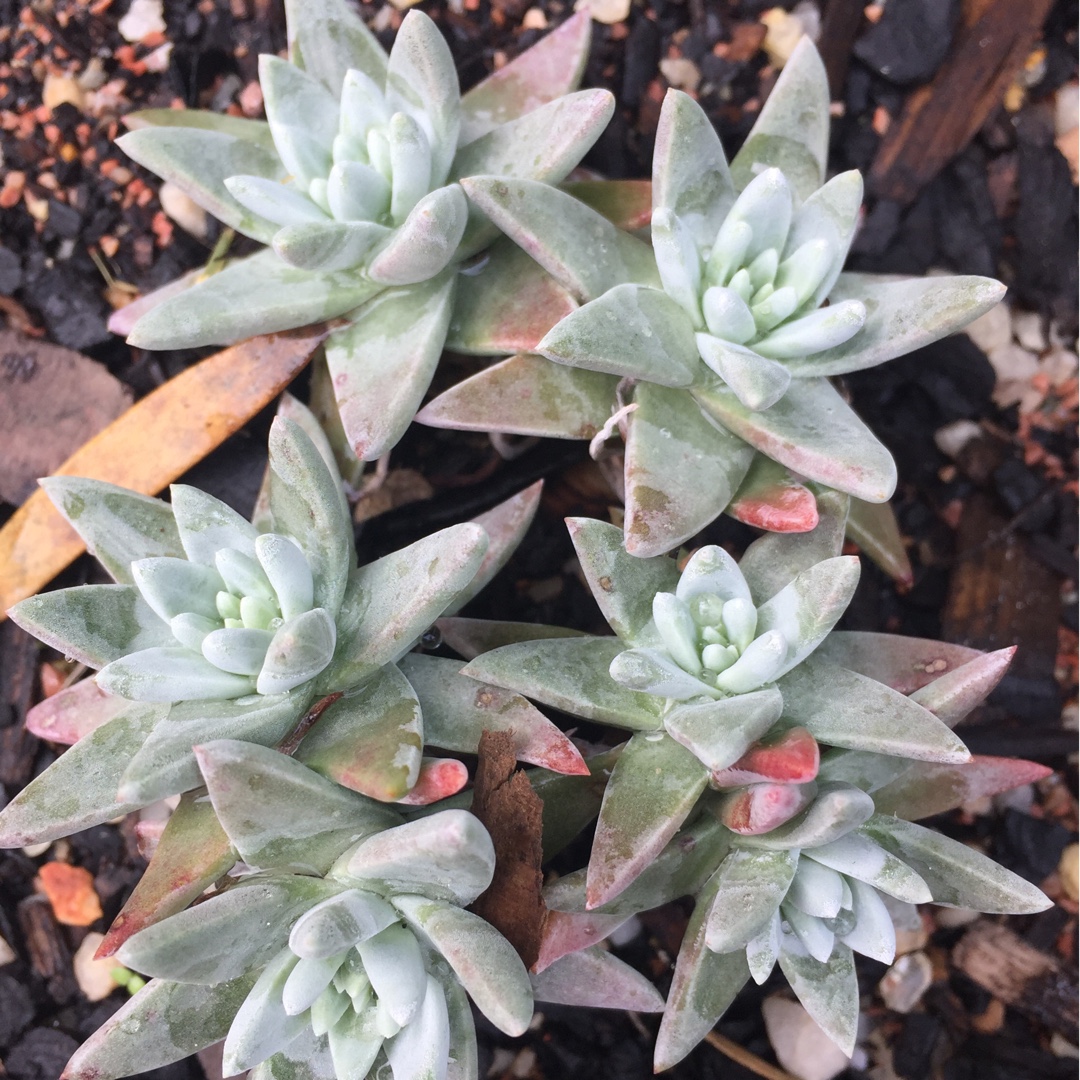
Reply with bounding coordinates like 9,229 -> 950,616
0,326 -> 326,617
37,861 -> 103,926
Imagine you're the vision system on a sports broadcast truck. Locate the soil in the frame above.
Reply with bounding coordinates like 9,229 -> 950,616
0,2 -> 1077,1079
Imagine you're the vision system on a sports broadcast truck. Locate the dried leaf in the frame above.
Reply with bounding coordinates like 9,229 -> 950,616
0,328 -> 326,617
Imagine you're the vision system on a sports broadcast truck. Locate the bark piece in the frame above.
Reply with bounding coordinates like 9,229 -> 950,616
469,730 -> 546,971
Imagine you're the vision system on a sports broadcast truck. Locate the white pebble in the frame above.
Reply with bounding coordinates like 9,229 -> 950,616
934,419 -> 983,460
965,302 -> 1012,355
878,951 -> 933,1013
118,0 -> 166,43
73,933 -> 119,1002
159,181 -> 209,240
763,995 -> 850,1080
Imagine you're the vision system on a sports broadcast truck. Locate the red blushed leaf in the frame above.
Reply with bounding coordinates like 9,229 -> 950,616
727,480 -> 819,533
25,677 -> 128,746
396,757 -> 469,806
96,792 -> 235,958
872,755 -> 1055,821
716,782 -> 814,836
711,728 -> 820,789
531,909 -> 629,974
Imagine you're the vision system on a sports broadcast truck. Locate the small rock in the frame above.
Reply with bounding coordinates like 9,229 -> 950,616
763,996 -> 850,1080
388,0 -> 422,9
117,0 -> 166,42
522,7 -> 547,29
41,74 -> 85,113
965,301 -> 1012,355
143,42 -> 173,74
853,0 -> 960,85
1055,81 -> 1079,136
659,58 -> 701,93
1050,1033 -> 1080,1059
987,342 -> 1039,383
934,418 -> 983,459
1060,843 -> 1078,901
761,3 -> 820,68
1041,348 -> 1079,386
0,973 -> 34,1048
1012,310 -> 1048,352
21,842 -> 51,859
6,1029 -> 80,1080
992,782 -> 1035,814
73,933 -> 118,1002
240,80 -> 264,117
574,0 -> 631,25
933,905 -> 980,928
879,951 -> 934,1013
883,895 -> 929,956
0,937 -> 16,966
159,181 -> 209,240
1056,124 -> 1078,183
77,57 -> 108,91
36,862 -> 104,927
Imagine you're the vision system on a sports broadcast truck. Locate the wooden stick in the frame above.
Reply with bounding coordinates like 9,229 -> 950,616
704,1030 -> 801,1080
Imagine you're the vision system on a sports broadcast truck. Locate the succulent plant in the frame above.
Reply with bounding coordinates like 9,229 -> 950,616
417,39 -> 1005,556
63,740 -> 661,1080
2,402 -> 585,850
453,494 -> 979,910
114,0 -> 611,462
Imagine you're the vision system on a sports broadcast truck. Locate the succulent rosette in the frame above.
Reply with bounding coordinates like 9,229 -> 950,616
62,741 -> 661,1080
451,495 -> 980,911
114,0 -> 611,462
418,39 -> 1005,557
2,401 -> 585,851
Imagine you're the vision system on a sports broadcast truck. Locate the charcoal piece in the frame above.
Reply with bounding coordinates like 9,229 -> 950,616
996,808 -> 1073,884
621,15 -> 660,110
854,0 -> 961,85
993,458 -> 1049,522
27,263 -> 110,352
893,1012 -> 943,1079
0,973 -> 34,1049
5,1028 -> 80,1080
0,246 -> 21,295
43,200 -> 82,241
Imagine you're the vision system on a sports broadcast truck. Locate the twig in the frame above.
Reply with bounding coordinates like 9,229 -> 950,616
704,1031 -> 800,1080
276,692 -> 343,756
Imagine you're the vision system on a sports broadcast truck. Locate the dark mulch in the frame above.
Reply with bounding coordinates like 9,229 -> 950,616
0,1 -> 1076,1079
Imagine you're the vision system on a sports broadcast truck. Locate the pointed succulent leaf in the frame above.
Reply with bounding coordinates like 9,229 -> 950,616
98,790 -> 235,958
730,37 -> 829,199
266,417 -> 351,616
754,300 -> 867,360
323,1005 -> 382,1080
860,816 -> 1052,913
117,127 -> 284,243
566,517 -> 680,646
654,873 -> 752,1072
461,177 -> 659,303
587,732 -> 709,909
344,810 -> 495,905
453,90 -> 615,255
131,558 -> 222,624
357,922 -> 428,1028
539,284 -> 698,387
0,702 -> 161,847
437,617 -> 583,660
393,895 -> 533,1036
256,608 -> 336,695
9,584 -> 174,670
124,107 -> 276,147
531,947 -> 664,1012
169,484 -> 257,566
726,456 -> 819,535
782,901 -> 835,961
755,555 -> 860,677
608,647 -> 715,700
196,740 -> 400,873
694,376 -> 896,503
418,350 -> 616,439
785,274 -> 1008,377
117,692 -> 306,804
840,877 -> 897,963
651,208 -> 703,324
297,665 -> 421,801
739,488 -> 849,604
663,688 -> 784,772
653,89 -> 735,246
446,481 -> 542,615
326,272 -> 455,462
778,658 -> 971,762
117,875 -> 342,983
25,677 -> 128,746
290,887 -> 397,957
458,10 -> 591,142
272,220 -> 389,272
226,175 -> 329,227
249,1026 -> 335,1080
399,654 -> 587,774
461,636 -> 664,730
126,249 -> 380,349
40,477 -> 183,585
441,976 -> 478,1080
845,497 -> 913,589
872,755 -> 1053,822
703,849 -> 798,953
285,0 -> 387,93
325,523 -> 487,692
384,974 -> 451,1080
910,647 -> 1016,728
384,11 -> 460,186
746,909 -> 783,985
787,857 -> 845,919
367,187 -> 468,286
223,949 -> 309,1074
711,726 -> 820,788
532,909 -> 632,973
695,335 -> 791,411
397,757 -> 470,806
740,783 -> 875,851
259,54 -> 338,186
445,238 -> 577,356
778,943 -> 859,1055
62,974 -> 257,1080
716,781 -> 815,836
624,382 -> 755,558
804,832 -> 931,904
96,647 -> 256,702
814,630 -> 982,694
